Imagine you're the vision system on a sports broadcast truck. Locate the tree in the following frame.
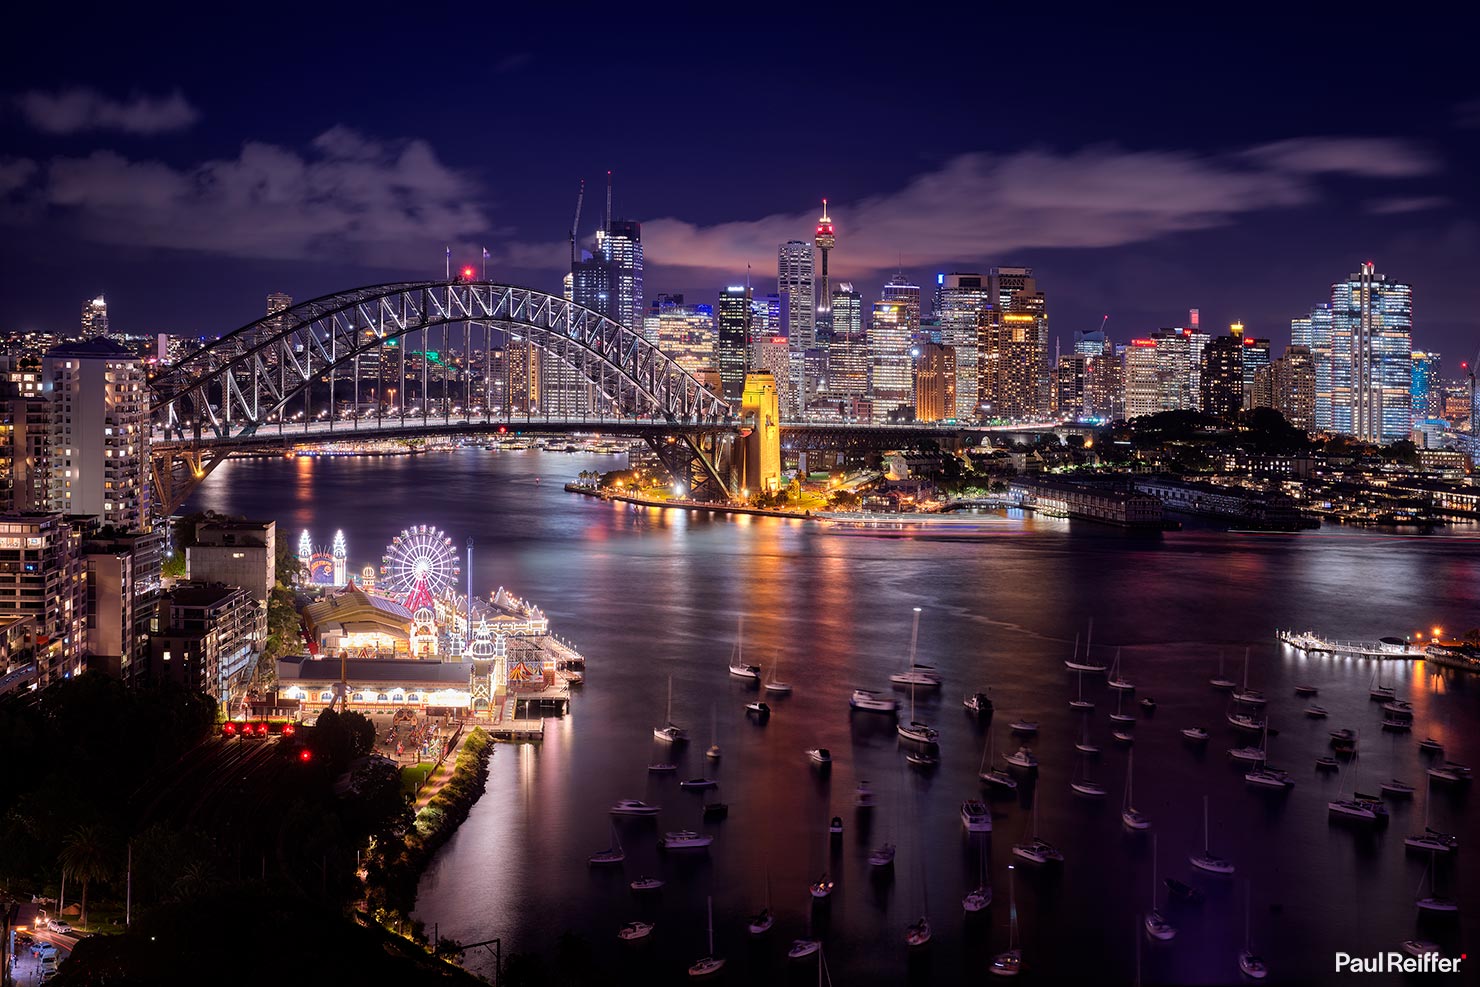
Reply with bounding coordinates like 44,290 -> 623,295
59,823 -> 115,930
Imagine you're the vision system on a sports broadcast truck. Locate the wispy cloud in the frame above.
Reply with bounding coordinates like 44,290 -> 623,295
0,158 -> 37,194
5,127 -> 489,266
1241,137 -> 1437,178
1366,195 -> 1448,215
14,87 -> 200,135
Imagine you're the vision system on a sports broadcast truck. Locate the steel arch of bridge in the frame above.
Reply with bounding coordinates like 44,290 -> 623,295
150,281 -> 732,439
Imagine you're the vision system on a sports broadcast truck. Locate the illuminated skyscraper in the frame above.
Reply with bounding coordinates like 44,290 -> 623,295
644,296 -> 715,379
1123,340 -> 1161,420
913,343 -> 956,422
1200,334 -> 1244,419
1291,303 -> 1334,430
988,267 -> 1049,414
882,274 -> 922,338
1411,351 -> 1441,419
572,183 -> 644,333
80,295 -> 109,338
938,273 -> 989,421
828,285 -> 868,399
777,240 -> 815,349
1271,345 -> 1316,430
1329,262 -> 1411,443
717,285 -> 752,400
869,299 -> 913,421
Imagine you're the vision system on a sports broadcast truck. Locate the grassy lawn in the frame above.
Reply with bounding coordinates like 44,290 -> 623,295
400,762 -> 436,797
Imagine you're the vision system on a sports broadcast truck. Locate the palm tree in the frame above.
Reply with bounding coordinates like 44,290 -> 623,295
59,823 -> 115,931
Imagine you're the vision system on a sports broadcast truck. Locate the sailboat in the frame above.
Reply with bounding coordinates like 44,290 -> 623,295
589,825 -> 625,865
751,870 -> 775,935
1368,661 -> 1396,701
890,606 -> 942,687
1071,748 -> 1107,797
1405,774 -> 1459,853
1189,794 -> 1235,874
706,704 -> 721,760
1075,718 -> 1101,755
1238,882 -> 1268,979
1107,647 -> 1134,691
1328,732 -> 1388,825
1210,649 -> 1236,690
728,616 -> 760,680
1011,786 -> 1064,864
1109,683 -> 1137,725
789,897 -> 821,959
904,862 -> 932,946
765,650 -> 793,694
688,895 -> 725,977
1231,648 -> 1265,706
980,726 -> 1018,791
1415,850 -> 1458,912
897,662 -> 939,744
618,920 -> 654,941
963,832 -> 992,912
1064,621 -> 1108,672
1228,721 -> 1268,763
1122,749 -> 1150,830
654,674 -> 688,743
989,864 -> 1022,977
1069,665 -> 1094,710
1143,834 -> 1176,940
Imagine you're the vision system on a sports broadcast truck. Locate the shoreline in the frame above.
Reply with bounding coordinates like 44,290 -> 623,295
564,483 -> 815,520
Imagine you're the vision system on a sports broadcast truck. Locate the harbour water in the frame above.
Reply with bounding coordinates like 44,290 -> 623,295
187,448 -> 1480,984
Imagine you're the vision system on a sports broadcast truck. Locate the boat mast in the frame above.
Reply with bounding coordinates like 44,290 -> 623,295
1150,832 -> 1157,909
908,606 -> 922,668
1203,794 -> 1210,853
707,894 -> 715,955
1008,864 -> 1018,949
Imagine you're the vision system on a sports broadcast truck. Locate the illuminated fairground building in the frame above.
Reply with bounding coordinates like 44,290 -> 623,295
278,525 -> 581,718
297,529 -> 348,587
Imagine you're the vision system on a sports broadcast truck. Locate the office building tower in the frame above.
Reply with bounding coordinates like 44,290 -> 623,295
0,512 -> 86,685
1123,340 -> 1161,420
1074,328 -> 1109,358
571,189 -> 644,333
1200,334 -> 1244,419
814,200 -> 835,343
1271,345 -> 1316,430
1236,330 -> 1272,410
978,306 -> 1040,419
751,293 -> 783,339
1151,330 -> 1192,411
1055,354 -> 1088,417
717,285 -> 752,400
43,338 -> 151,532
1085,353 -> 1124,421
913,343 -> 957,422
1291,304 -> 1334,430
750,336 -> 795,418
80,295 -> 109,338
938,273 -> 989,421
778,240 -> 816,349
882,274 -> 922,338
644,296 -> 716,379
828,285 -> 868,399
869,299 -> 914,421
989,267 -> 1049,414
1184,326 -> 1211,408
1411,351 -> 1441,420
1329,261 -> 1412,443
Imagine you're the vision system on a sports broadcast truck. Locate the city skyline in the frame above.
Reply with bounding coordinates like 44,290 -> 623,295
0,7 -> 1477,357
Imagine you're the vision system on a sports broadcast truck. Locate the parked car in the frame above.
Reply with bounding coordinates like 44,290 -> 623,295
46,919 -> 72,934
30,942 -> 57,959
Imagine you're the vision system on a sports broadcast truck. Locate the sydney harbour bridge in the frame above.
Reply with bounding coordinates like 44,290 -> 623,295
147,280 -> 1080,513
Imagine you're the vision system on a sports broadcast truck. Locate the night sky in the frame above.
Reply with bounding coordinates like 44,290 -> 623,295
2,4 -> 1477,363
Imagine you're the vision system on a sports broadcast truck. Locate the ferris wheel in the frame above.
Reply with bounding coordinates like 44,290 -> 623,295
380,525 -> 461,611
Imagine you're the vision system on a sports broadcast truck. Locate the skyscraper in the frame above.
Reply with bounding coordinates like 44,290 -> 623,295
813,200 -> 835,344
989,267 -> 1049,414
1329,261 -> 1412,444
869,299 -> 913,422
572,190 -> 644,333
938,273 -> 989,421
913,343 -> 956,423
717,285 -> 752,400
1271,345 -> 1316,430
43,338 -> 151,531
644,296 -> 716,379
827,285 -> 869,399
1291,303 -> 1334,430
1200,334 -> 1244,419
1123,340 -> 1161,420
1238,332 -> 1272,410
882,274 -> 922,338
1411,351 -> 1441,420
80,295 -> 109,337
777,240 -> 816,349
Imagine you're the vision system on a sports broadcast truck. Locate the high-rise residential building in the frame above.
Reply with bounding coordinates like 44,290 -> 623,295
266,291 -> 293,324
1085,353 -> 1124,421
1184,326 -> 1211,408
814,200 -> 835,344
989,267 -> 1049,414
1329,262 -> 1412,444
1123,339 -> 1161,420
144,581 -> 264,699
1291,304 -> 1334,430
1271,345 -> 1316,430
882,274 -> 922,339
938,273 -> 990,421
1151,330 -> 1192,411
0,512 -> 86,686
1054,354 -> 1088,417
80,295 -> 109,337
1,360 -> 50,515
869,299 -> 913,422
978,306 -> 1040,419
1200,334 -> 1244,419
717,285 -> 752,400
913,343 -> 957,423
777,240 -> 816,349
43,338 -> 151,531
827,285 -> 869,399
1411,351 -> 1442,420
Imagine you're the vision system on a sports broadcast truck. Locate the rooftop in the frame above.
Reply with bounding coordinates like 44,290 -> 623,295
44,337 -> 137,360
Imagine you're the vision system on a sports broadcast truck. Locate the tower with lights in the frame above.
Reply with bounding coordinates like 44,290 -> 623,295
814,199 -> 835,343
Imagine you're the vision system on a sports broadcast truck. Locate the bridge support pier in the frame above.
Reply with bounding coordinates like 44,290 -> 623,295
644,431 -> 734,504
150,446 -> 230,516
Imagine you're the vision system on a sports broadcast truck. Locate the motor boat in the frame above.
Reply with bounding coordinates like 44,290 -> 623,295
809,874 -> 835,899
1382,717 -> 1412,732
654,723 -> 689,743
1427,762 -> 1472,784
1228,745 -> 1266,763
961,800 -> 992,833
611,800 -> 661,816
648,762 -> 678,773
618,921 -> 654,941
890,664 -> 942,688
1009,720 -> 1038,734
1011,837 -> 1064,865
869,842 -> 897,867
661,830 -> 714,850
787,939 -> 820,960
1181,726 -> 1209,742
1380,779 -> 1415,798
1227,711 -> 1264,731
906,750 -> 940,767
745,701 -> 771,717
990,949 -> 1022,977
905,916 -> 932,947
1315,756 -> 1338,770
807,747 -> 832,764
1329,728 -> 1356,743
1005,746 -> 1037,769
679,778 -> 717,790
963,885 -> 992,912
964,692 -> 994,714
1245,767 -> 1293,789
1304,705 -> 1328,718
630,877 -> 664,891
897,721 -> 939,744
747,909 -> 773,935
1404,830 -> 1458,854
589,846 -> 625,864
850,689 -> 899,713
829,816 -> 844,835
1139,697 -> 1157,712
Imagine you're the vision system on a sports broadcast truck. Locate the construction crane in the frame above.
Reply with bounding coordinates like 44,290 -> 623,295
568,178 -> 585,267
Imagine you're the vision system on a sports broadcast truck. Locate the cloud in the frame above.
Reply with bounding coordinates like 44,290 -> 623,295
0,158 -> 37,194
1366,195 -> 1448,215
626,137 -> 1440,275
30,128 -> 491,266
14,87 -> 200,135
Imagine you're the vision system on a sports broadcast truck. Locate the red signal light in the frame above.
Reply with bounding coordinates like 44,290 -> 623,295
222,722 -> 237,736
299,749 -> 312,762
461,266 -> 475,280
257,723 -> 269,736
282,723 -> 295,736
